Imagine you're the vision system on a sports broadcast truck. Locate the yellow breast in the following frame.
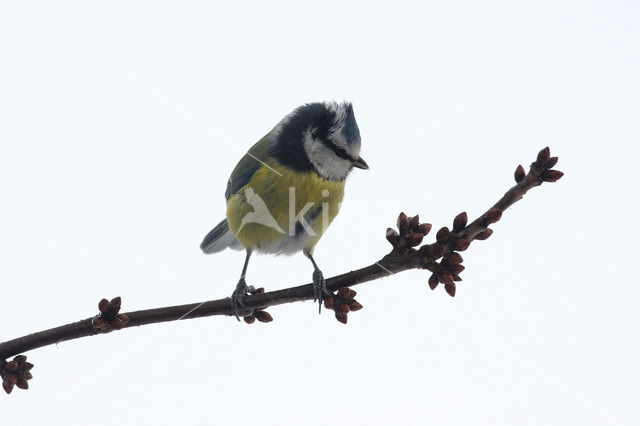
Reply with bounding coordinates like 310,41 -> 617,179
226,160 -> 345,254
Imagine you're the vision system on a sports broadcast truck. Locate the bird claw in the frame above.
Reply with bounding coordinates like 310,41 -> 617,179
231,279 -> 255,321
312,269 -> 329,314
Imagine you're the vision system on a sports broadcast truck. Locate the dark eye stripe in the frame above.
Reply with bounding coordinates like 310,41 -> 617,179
320,139 -> 355,162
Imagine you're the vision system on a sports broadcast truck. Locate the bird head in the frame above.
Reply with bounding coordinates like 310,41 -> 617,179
271,101 -> 368,181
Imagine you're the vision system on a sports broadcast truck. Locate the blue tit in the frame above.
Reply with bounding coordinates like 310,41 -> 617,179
200,101 -> 368,318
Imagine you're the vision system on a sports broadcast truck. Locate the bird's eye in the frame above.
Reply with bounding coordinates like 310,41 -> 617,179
334,146 -> 349,157
322,139 -> 353,162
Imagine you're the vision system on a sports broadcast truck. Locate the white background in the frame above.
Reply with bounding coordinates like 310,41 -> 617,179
1,1 -> 639,425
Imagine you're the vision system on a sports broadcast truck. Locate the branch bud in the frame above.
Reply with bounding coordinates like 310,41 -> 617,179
445,283 -> 456,297
541,170 -> 564,182
110,297 -> 121,314
428,274 -> 439,290
335,312 -> 348,324
537,146 -> 550,163
4,374 -> 18,386
475,229 -> 493,240
255,311 -> 273,323
397,212 -> 409,233
409,215 -> 420,230
439,272 -> 454,285
324,297 -> 336,309
418,223 -> 432,235
98,299 -> 110,314
407,233 -> 424,247
436,227 -> 450,243
449,264 -> 465,274
386,228 -> 399,244
544,157 -> 558,169
110,317 -> 124,330
119,314 -> 130,326
444,252 -> 463,265
92,317 -> 107,330
349,300 -> 363,311
337,288 -> 351,299
514,164 -> 526,183
452,212 -> 468,232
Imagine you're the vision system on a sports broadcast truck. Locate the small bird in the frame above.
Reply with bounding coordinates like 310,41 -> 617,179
200,101 -> 368,318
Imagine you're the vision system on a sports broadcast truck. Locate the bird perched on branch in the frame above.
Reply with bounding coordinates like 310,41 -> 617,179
201,101 -> 368,318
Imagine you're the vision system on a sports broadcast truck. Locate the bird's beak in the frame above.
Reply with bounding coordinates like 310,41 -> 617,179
352,156 -> 369,170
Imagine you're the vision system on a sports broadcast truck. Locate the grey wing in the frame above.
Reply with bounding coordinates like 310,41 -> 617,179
225,136 -> 272,200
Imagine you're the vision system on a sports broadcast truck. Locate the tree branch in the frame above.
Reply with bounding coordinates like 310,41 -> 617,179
0,147 -> 563,394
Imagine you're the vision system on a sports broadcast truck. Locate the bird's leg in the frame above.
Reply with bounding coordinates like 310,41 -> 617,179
305,251 -> 329,314
231,249 -> 255,320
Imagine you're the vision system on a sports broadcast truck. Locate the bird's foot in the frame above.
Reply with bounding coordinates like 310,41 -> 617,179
312,269 -> 329,314
231,278 -> 256,321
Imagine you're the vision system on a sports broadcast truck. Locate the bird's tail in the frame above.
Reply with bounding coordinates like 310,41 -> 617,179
200,219 -> 243,254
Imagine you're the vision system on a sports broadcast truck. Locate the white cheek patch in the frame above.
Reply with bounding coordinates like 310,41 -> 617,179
303,130 -> 353,181
312,146 -> 353,181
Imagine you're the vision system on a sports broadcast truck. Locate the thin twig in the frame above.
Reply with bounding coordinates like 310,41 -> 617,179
0,147 -> 563,393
